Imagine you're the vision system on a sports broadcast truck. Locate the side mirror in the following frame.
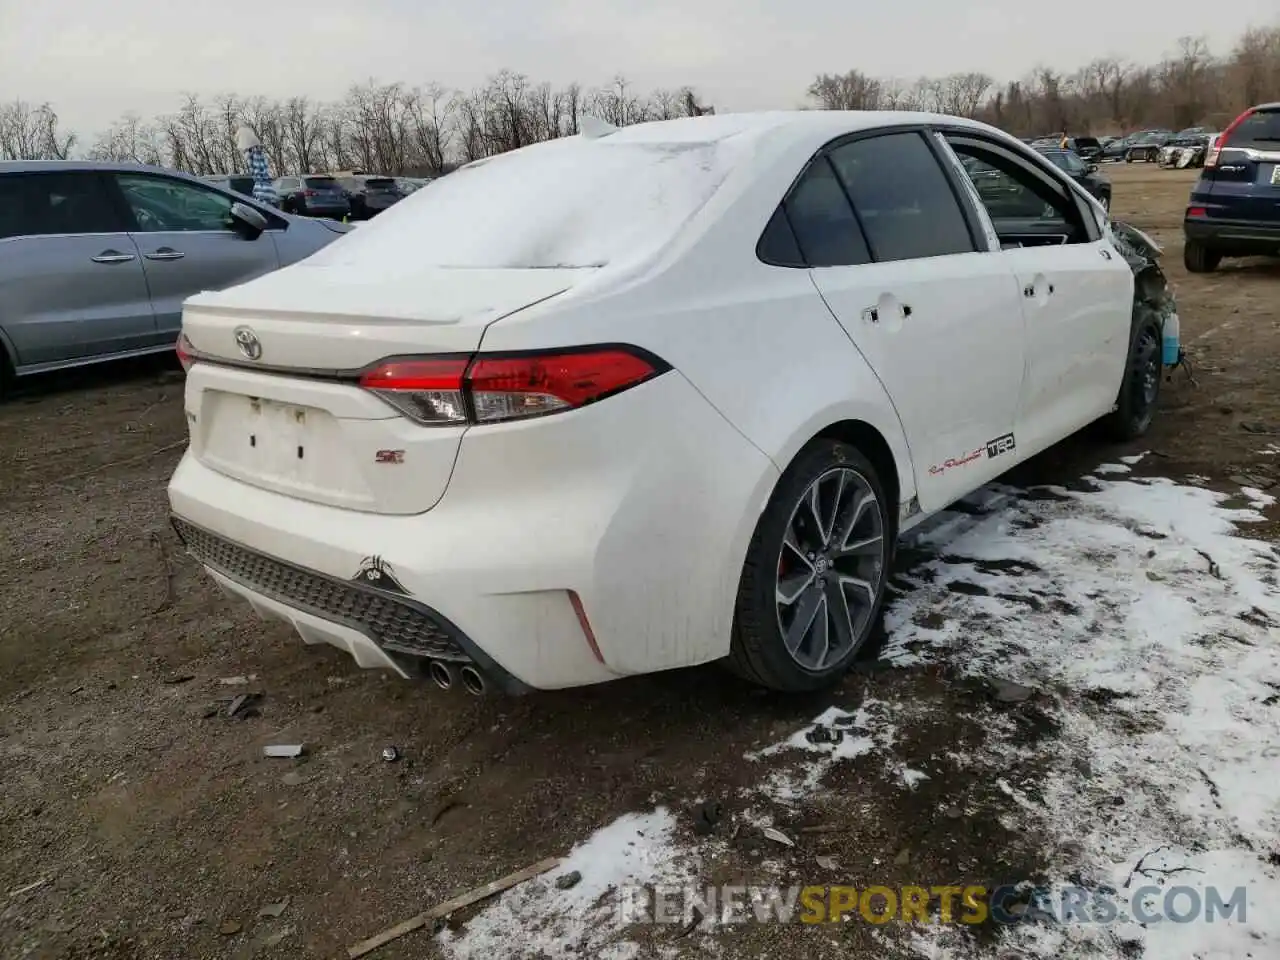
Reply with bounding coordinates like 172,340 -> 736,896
230,201 -> 268,239
1087,163 -> 1099,174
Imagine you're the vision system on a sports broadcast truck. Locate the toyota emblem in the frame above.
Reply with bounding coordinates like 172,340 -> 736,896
233,326 -> 262,361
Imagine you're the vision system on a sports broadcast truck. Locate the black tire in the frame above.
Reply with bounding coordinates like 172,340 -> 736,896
1099,192 -> 1111,212
1102,306 -> 1163,441
1184,240 -> 1221,274
727,439 -> 894,692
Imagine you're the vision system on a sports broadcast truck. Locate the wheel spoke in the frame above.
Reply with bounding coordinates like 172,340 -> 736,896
839,574 -> 875,606
834,490 -> 875,551
776,570 -> 815,606
837,533 -> 883,558
825,579 -> 856,658
782,528 -> 814,571
784,587 -> 824,657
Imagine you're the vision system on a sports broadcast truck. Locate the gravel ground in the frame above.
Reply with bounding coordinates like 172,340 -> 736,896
0,164 -> 1276,960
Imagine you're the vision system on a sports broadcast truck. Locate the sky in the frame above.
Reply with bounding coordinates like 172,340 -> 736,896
1,0 -> 1276,137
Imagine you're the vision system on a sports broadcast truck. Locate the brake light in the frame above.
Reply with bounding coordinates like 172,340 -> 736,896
1205,108 -> 1254,168
303,189 -> 317,197
176,332 -> 196,372
357,346 -> 668,425
1186,206 -> 1208,218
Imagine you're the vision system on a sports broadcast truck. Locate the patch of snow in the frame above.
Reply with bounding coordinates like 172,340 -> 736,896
438,808 -> 696,959
1241,485 -> 1276,509
742,703 -> 896,804
900,767 -> 930,790
888,475 -> 1280,959
1260,444 -> 1280,456
1092,462 -> 1131,475
1119,452 -> 1148,465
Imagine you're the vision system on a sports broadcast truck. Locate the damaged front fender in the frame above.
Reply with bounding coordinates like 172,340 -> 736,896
1109,218 -> 1181,365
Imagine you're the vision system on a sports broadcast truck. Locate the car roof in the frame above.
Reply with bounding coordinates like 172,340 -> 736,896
0,158 -> 212,180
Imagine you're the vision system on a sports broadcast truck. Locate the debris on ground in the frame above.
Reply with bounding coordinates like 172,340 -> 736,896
218,675 -> 257,686
762,827 -> 794,847
988,678 -> 1036,704
554,870 -> 582,890
257,898 -> 290,919
380,746 -> 400,763
162,674 -> 195,685
263,745 -> 305,759
346,856 -> 561,958
7,877 -> 50,898
691,800 -> 723,836
225,693 -> 255,718
218,919 -> 242,936
815,855 -> 839,870
805,723 -> 844,746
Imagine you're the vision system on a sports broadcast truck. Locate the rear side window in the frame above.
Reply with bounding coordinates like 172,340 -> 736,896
1227,109 -> 1280,148
780,157 -> 870,267
827,133 -> 976,263
0,172 -> 120,239
363,178 -> 396,189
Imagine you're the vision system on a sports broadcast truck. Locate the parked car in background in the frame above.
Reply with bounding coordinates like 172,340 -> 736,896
1100,135 -> 1140,161
335,174 -> 403,220
1048,137 -> 1103,161
396,177 -> 432,195
1034,147 -> 1112,209
204,174 -> 280,208
0,161 -> 350,394
274,175 -> 351,219
1184,102 -> 1280,273
1125,132 -> 1174,163
168,111 -> 1175,696
1159,132 -> 1214,169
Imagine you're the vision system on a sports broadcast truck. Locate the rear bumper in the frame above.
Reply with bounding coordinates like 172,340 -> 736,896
1184,217 -> 1280,251
167,370 -> 780,691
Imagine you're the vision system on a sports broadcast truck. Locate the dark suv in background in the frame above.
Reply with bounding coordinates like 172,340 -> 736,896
1034,147 -> 1112,209
1184,102 -> 1280,272
274,175 -> 351,220
335,175 -> 403,220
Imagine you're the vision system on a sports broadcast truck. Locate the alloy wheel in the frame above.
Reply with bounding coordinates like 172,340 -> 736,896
775,467 -> 886,672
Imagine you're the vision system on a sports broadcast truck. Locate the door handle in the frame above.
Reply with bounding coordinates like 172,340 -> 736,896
91,251 -> 136,264
145,249 -> 185,261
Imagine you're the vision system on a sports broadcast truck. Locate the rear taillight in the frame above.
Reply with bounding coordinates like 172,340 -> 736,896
1205,107 -> 1255,169
176,332 -> 196,372
303,189 -> 317,197
358,346 -> 668,426
1186,206 -> 1208,218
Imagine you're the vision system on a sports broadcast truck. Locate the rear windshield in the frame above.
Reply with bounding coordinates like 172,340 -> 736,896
1227,109 -> 1280,147
363,178 -> 396,189
306,134 -> 743,269
304,177 -> 339,189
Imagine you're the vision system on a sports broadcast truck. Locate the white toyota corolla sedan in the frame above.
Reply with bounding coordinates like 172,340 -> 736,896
168,111 -> 1177,695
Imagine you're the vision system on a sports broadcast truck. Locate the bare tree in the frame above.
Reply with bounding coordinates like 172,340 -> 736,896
0,100 -> 75,160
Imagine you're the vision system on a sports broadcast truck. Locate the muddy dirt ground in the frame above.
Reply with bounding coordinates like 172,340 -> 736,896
1,164 -> 1277,960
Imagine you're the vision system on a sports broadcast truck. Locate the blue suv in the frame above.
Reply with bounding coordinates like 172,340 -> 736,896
1183,103 -> 1280,272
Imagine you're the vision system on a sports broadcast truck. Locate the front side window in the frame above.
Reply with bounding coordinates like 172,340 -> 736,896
116,174 -> 234,232
0,172 -> 120,239
946,139 -> 1090,245
826,132 -> 976,263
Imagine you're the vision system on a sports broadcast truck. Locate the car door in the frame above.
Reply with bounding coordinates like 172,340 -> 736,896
792,130 -> 1028,513
110,173 -> 282,340
939,133 -> 1134,456
0,170 -> 155,368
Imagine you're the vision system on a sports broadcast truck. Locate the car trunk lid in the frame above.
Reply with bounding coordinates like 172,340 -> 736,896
180,264 -> 587,514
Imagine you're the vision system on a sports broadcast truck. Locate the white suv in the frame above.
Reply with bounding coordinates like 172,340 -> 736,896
168,111 -> 1176,695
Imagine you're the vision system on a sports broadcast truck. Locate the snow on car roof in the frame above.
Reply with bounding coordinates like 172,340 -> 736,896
302,111 -> 998,273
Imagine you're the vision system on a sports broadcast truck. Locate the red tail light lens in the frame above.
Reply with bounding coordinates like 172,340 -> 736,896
358,346 -> 668,426
1205,108 -> 1254,169
359,357 -> 470,424
1186,206 -> 1208,218
176,332 -> 196,372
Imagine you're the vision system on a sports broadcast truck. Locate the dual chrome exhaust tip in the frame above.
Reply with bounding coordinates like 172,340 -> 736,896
427,659 -> 486,695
